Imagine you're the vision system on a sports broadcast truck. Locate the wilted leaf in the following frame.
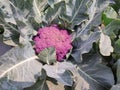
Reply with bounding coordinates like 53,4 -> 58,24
0,43 -> 42,89
99,32 -> 113,56
38,47 -> 56,64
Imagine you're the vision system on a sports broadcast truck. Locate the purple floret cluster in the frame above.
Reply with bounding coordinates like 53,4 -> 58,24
33,25 -> 72,61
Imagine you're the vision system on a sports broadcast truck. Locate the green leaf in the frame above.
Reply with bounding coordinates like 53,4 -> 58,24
38,47 -> 56,64
99,32 -> 113,56
0,43 -> 42,89
0,42 -> 11,56
24,69 -> 66,90
47,0 -> 62,7
0,0 -> 16,24
43,62 -> 74,86
114,39 -> 120,53
33,0 -> 47,23
103,20 -> 120,39
71,31 -> 100,63
61,0 -> 89,26
116,59 -> 120,84
0,1 -> 20,46
0,0 -> 38,46
111,0 -> 120,13
24,69 -> 49,90
44,1 -> 65,24
79,54 -> 115,89
43,61 -> 111,90
102,6 -> 118,26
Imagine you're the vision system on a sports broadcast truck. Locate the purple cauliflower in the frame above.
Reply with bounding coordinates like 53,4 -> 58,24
33,25 -> 72,61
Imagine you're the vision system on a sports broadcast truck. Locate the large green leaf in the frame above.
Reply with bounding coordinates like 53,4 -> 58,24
43,62 -> 73,86
71,31 -> 100,63
61,0 -> 90,26
24,69 -> 49,90
75,0 -> 111,37
79,54 -> 115,89
0,43 -> 42,89
0,42 -> 12,56
25,69 -> 65,90
43,61 -> 111,90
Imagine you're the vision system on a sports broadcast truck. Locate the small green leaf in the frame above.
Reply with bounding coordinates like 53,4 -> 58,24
103,20 -> 120,39
38,47 -> 56,64
102,6 -> 118,26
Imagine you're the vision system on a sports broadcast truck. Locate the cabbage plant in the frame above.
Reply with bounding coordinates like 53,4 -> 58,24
0,0 -> 119,90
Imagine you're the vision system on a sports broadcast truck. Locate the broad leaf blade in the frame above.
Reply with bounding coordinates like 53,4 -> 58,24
0,43 -> 42,89
71,31 -> 100,62
0,42 -> 12,56
24,69 -> 49,90
79,54 -> 115,89
43,62 -> 73,86
25,69 -> 65,90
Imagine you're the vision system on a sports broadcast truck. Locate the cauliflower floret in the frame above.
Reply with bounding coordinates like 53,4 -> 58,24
33,25 -> 72,61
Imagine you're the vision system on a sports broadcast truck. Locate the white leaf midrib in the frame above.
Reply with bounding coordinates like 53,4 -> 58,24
0,56 -> 38,78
